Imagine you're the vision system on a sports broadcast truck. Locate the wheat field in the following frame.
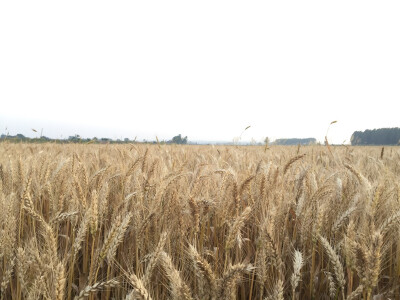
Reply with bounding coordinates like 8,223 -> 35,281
0,143 -> 399,300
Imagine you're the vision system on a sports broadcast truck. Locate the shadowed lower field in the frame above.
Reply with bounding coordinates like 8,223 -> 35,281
0,143 -> 399,299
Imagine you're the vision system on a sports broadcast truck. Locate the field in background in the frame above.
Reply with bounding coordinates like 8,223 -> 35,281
0,143 -> 399,300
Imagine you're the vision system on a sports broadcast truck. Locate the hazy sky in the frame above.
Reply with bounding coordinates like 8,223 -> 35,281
1,1 -> 399,144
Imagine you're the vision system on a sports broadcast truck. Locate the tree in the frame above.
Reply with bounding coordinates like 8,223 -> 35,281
264,137 -> 270,146
68,135 -> 81,142
170,134 -> 188,144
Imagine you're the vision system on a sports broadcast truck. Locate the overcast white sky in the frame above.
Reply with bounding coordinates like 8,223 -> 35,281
1,1 -> 399,144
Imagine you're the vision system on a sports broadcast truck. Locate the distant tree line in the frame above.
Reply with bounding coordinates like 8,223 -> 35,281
0,134 -> 139,144
0,134 -> 52,143
272,138 -> 317,145
0,133 -> 189,145
351,128 -> 400,145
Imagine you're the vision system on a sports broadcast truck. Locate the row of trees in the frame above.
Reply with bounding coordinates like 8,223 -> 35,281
0,134 -> 131,144
351,128 -> 400,145
272,138 -> 317,145
0,133 -> 189,144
